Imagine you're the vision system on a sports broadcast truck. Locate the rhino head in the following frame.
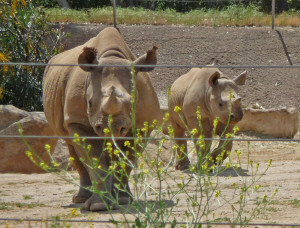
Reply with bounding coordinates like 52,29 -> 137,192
207,69 -> 247,124
78,46 -> 158,137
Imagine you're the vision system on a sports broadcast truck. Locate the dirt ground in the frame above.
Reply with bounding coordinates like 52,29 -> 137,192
60,24 -> 300,110
0,24 -> 299,227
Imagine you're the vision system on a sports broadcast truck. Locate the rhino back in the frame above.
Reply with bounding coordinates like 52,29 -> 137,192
170,68 -> 209,126
182,68 -> 211,119
43,43 -> 89,135
92,27 -> 136,61
43,27 -> 159,135
135,72 -> 160,129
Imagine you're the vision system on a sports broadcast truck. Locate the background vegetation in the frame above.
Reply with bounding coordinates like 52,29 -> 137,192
45,5 -> 300,26
0,0 -> 66,111
31,0 -> 300,13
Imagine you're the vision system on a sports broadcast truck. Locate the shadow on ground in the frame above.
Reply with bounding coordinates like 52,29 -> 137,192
62,199 -> 176,214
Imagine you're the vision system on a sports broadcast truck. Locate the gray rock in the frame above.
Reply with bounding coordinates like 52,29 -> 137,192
0,105 -> 69,173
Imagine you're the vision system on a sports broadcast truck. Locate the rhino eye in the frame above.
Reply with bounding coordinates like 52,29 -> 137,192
219,102 -> 223,107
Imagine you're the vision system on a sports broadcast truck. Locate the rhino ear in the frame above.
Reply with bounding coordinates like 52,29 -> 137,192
234,71 -> 247,85
133,45 -> 158,72
78,47 -> 99,72
208,71 -> 221,86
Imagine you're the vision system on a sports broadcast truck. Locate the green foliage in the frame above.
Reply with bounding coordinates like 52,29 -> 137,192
30,0 -> 300,11
254,0 -> 300,12
259,0 -> 287,13
287,0 -> 300,10
67,0 -> 111,9
31,0 -> 111,8
0,0 -> 66,111
31,0 -> 58,7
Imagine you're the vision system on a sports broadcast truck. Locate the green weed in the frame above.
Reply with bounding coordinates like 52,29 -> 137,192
23,195 -> 33,200
290,199 -> 300,207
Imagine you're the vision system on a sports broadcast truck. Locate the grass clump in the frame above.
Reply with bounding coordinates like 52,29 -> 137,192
23,195 -> 33,200
45,5 -> 300,27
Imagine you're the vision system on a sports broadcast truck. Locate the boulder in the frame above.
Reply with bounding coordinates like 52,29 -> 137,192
237,104 -> 298,138
0,105 -> 67,173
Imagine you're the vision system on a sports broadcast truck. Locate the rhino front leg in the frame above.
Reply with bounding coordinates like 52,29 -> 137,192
187,118 -> 214,168
111,142 -> 135,206
67,124 -> 114,211
67,143 -> 92,203
112,172 -> 133,206
212,123 -> 234,164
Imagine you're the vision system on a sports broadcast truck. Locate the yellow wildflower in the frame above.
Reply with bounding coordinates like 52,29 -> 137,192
0,52 -> 9,73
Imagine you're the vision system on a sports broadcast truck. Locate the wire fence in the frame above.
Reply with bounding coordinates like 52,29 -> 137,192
0,61 -> 299,143
1,62 -> 300,69
1,135 -> 300,142
1,217 -> 300,227
0,20 -> 299,226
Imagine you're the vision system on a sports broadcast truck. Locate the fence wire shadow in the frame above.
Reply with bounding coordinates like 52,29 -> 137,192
183,166 -> 249,177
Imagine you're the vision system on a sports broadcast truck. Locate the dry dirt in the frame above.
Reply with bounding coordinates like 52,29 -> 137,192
0,24 -> 299,227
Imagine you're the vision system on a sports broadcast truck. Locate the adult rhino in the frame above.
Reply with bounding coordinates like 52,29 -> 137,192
43,27 -> 160,211
169,68 -> 246,170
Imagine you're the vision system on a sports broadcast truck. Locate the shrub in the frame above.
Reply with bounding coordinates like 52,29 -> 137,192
0,0 -> 66,111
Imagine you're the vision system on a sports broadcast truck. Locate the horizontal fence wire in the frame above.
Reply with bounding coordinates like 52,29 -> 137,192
0,135 -> 299,142
135,0 -> 252,2
1,218 -> 300,226
123,0 -> 300,2
0,61 -> 299,143
1,62 -> 300,69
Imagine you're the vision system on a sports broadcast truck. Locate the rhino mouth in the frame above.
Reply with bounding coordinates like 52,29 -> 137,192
94,116 -> 131,138
229,112 -> 244,123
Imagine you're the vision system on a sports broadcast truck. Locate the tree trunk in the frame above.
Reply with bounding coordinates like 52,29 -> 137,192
111,0 -> 121,7
56,0 -> 70,9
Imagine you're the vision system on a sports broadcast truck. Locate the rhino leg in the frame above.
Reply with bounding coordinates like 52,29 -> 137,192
212,123 -> 234,164
186,118 -> 214,168
67,124 -> 114,211
67,143 -> 92,203
111,142 -> 134,206
174,125 -> 190,170
84,188 -> 113,211
112,175 -> 133,206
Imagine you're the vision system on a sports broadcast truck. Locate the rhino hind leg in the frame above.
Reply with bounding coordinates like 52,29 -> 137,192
67,143 -> 93,203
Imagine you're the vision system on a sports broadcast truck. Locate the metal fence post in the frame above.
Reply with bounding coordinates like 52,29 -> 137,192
272,0 -> 275,29
113,0 -> 117,28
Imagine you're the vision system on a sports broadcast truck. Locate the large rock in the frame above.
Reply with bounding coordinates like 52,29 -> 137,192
0,105 -> 62,173
237,104 -> 298,138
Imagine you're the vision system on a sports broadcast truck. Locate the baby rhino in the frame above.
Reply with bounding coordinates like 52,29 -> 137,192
169,68 -> 246,170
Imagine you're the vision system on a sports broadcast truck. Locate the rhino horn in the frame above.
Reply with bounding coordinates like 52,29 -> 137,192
102,87 -> 122,115
234,97 -> 242,106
